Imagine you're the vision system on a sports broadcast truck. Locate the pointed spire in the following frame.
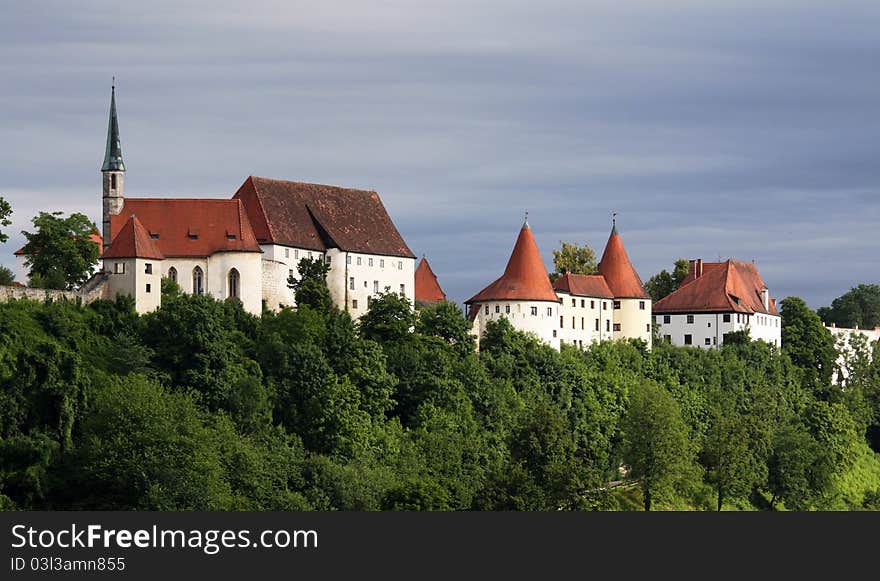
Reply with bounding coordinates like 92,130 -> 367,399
465,219 -> 558,304
102,80 -> 125,172
598,221 -> 649,299
611,211 -> 618,235
523,210 -> 530,229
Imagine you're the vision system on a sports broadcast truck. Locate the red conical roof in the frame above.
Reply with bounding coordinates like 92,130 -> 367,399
597,224 -> 649,299
415,257 -> 447,305
103,215 -> 164,260
465,221 -> 559,304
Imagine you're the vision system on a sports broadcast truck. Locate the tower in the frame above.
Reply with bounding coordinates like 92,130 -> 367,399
101,81 -> 125,252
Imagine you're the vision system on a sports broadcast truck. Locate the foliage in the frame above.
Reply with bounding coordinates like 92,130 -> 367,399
644,259 -> 689,302
287,257 -> 333,312
21,212 -> 100,290
818,284 -> 880,330
0,265 -> 14,286
550,242 -> 598,282
0,196 -> 11,244
781,296 -> 837,395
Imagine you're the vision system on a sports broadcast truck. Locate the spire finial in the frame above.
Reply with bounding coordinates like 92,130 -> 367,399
611,211 -> 618,234
523,210 -> 529,228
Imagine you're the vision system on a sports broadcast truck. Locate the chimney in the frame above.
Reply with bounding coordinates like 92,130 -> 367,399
761,287 -> 769,310
689,258 -> 704,279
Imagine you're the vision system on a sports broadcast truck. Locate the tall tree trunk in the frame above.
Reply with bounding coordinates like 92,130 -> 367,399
644,484 -> 652,511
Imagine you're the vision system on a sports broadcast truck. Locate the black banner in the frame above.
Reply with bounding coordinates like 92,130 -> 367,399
0,511 -> 873,579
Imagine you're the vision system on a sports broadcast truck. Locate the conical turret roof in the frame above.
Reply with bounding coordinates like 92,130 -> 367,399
465,220 -> 559,304
415,257 -> 447,305
597,223 -> 649,299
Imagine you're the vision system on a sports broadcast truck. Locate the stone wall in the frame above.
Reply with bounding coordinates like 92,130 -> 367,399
0,272 -> 111,306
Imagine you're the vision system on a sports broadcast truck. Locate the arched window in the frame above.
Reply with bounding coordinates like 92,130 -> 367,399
167,267 -> 178,283
193,266 -> 204,295
111,174 -> 117,190
228,268 -> 240,299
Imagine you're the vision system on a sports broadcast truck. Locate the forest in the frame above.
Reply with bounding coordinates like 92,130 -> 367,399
0,260 -> 879,511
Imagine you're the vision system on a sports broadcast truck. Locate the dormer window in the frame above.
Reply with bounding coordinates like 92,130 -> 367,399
150,232 -> 159,240
226,233 -> 237,240
188,229 -> 200,240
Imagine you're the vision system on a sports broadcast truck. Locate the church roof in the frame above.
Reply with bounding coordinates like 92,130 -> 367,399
597,225 -> 649,299
233,176 -> 415,258
415,257 -> 447,305
103,215 -> 164,260
552,273 -> 614,298
653,259 -> 778,315
15,232 -> 103,256
465,221 -> 559,304
110,198 -> 261,258
101,84 -> 125,172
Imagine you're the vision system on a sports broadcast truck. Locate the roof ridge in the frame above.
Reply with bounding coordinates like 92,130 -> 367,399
251,175 -> 377,194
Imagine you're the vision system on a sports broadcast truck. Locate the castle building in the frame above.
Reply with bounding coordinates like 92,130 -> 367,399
652,259 -> 781,348
414,257 -> 447,307
465,218 -> 652,350
97,85 -> 415,316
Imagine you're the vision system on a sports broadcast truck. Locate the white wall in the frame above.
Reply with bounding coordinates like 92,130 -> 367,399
827,324 -> 880,384
161,252 -> 262,315
333,251 -> 415,318
653,311 -> 780,348
556,292 -> 614,348
103,257 -> 162,314
615,297 -> 653,346
471,299 -> 561,350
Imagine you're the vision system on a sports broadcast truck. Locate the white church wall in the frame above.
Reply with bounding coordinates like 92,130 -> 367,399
472,299 -> 561,350
556,292 -> 613,348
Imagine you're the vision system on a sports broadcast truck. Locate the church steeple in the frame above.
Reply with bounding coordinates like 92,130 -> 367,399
102,80 -> 125,172
101,80 -> 125,252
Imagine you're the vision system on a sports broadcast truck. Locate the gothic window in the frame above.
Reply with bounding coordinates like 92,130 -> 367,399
228,268 -> 240,299
168,267 -> 177,282
193,266 -> 204,295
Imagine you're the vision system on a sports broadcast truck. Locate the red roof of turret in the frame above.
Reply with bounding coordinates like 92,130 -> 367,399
415,257 -> 447,305
465,221 -> 559,304
103,215 -> 164,260
597,225 -> 649,299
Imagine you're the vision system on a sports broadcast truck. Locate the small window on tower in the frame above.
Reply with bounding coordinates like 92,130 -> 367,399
613,323 -> 621,332
352,299 -> 358,309
146,283 -> 151,293
639,301 -> 646,310
613,301 -> 621,309
144,263 -> 152,274
115,262 -> 125,274
357,257 -> 362,265
111,174 -> 117,189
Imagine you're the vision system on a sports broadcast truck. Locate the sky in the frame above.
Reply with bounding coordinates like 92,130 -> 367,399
1,0 -> 878,308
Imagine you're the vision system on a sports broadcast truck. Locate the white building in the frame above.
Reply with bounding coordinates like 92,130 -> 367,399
652,259 -> 781,348
465,218 -> 652,351
94,85 -> 414,316
826,323 -> 880,384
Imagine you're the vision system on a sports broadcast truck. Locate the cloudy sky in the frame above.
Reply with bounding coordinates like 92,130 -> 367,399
2,0 -> 878,307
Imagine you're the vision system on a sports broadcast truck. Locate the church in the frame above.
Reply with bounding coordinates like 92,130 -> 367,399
98,85 -> 416,315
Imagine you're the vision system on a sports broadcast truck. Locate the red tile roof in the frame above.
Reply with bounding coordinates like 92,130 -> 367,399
110,199 -> 261,257
14,232 -> 103,257
552,273 -> 614,298
415,257 -> 447,305
465,222 -> 559,304
598,226 -> 649,299
653,259 -> 778,315
233,176 -> 415,258
102,215 -> 164,260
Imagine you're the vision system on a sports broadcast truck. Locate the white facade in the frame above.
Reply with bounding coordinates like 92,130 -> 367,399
471,299 -> 562,350
104,257 -> 162,314
614,298 -> 653,345
260,243 -> 416,318
556,293 -> 614,348
827,324 -> 880,384
161,252 -> 262,315
653,311 -> 781,349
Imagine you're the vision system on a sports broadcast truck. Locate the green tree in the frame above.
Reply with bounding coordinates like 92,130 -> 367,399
287,257 -> 333,312
767,423 -> 832,510
781,296 -> 837,394
644,259 -> 690,302
359,291 -> 417,343
551,242 -> 598,282
622,381 -> 697,510
818,284 -> 880,330
0,265 -> 14,285
0,196 -> 11,243
21,212 -> 100,290
416,301 -> 475,351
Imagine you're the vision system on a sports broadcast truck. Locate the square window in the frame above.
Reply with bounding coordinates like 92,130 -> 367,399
705,338 -> 711,345
663,315 -> 671,324
495,305 -> 500,313
708,322 -> 712,327
531,306 -> 538,316
639,301 -> 645,310
115,262 -> 125,274
723,313 -> 731,323
613,301 -> 621,309
687,315 -> 694,324
145,263 -> 152,274
352,299 -> 358,309
684,334 -> 693,345
613,323 -> 621,332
